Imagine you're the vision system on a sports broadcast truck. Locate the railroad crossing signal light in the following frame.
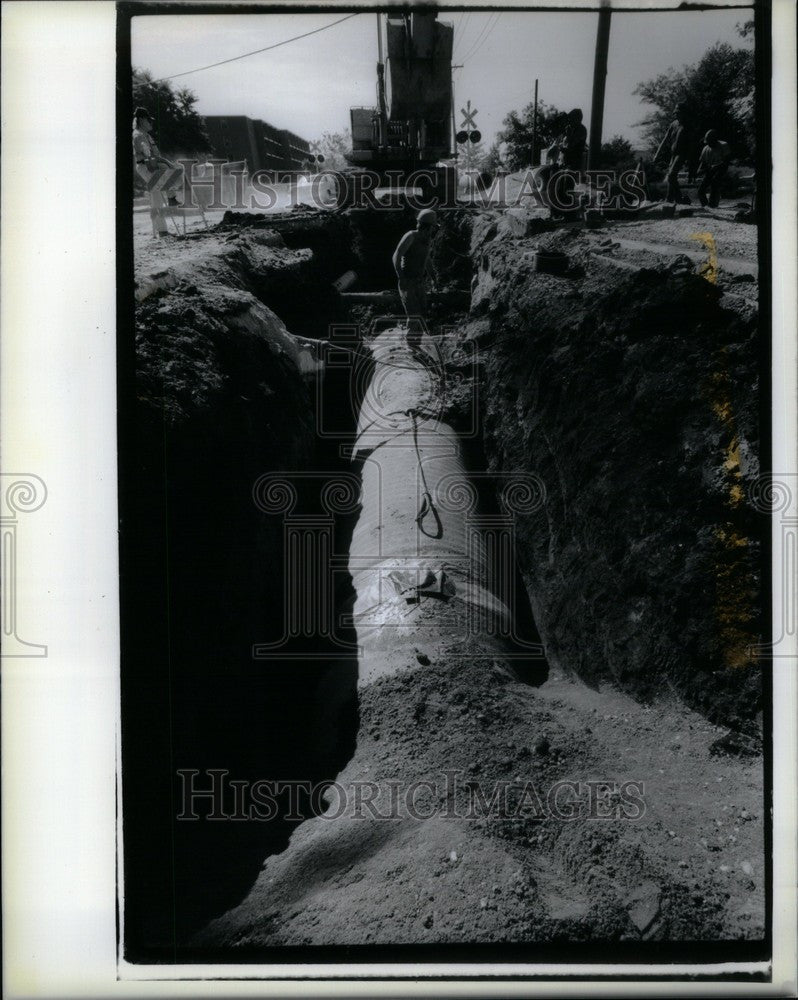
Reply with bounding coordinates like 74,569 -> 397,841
456,129 -> 481,145
457,101 -> 480,147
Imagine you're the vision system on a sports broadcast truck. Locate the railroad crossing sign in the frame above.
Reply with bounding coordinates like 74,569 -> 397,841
456,100 -> 482,149
460,100 -> 478,130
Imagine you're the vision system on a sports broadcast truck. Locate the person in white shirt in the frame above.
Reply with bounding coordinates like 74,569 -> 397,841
132,106 -> 182,237
696,130 -> 731,208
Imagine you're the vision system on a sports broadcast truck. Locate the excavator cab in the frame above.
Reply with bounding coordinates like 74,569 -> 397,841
344,12 -> 455,199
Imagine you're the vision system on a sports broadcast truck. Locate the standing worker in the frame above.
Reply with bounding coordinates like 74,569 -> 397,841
392,209 -> 438,347
132,106 -> 183,238
696,130 -> 732,208
655,102 -> 692,205
559,109 -> 587,173
549,108 -> 587,218
532,146 -> 562,218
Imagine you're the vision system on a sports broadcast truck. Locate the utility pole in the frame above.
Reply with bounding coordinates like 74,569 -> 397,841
376,12 -> 387,150
451,64 -> 463,162
531,78 -> 539,167
588,4 -> 611,170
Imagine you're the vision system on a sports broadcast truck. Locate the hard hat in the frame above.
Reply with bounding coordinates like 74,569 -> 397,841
704,129 -> 719,143
417,209 -> 438,228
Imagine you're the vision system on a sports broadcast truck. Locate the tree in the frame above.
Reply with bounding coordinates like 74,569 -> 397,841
634,39 -> 755,163
132,68 -> 211,155
479,141 -> 505,174
457,136 -> 486,171
497,101 -> 568,171
600,135 -> 636,171
735,18 -> 754,39
728,21 -> 755,159
312,130 -> 352,170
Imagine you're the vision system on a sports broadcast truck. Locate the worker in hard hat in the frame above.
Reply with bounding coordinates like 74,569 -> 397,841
132,106 -> 183,237
696,130 -> 732,208
392,209 -> 438,343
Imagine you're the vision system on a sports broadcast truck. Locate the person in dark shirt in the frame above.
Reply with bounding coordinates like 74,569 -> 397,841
697,129 -> 732,208
559,109 -> 587,172
656,103 -> 691,204
544,109 -> 587,218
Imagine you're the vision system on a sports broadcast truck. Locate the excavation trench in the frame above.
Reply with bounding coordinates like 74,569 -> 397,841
225,206 -> 546,695
128,205 -> 763,955
346,324 -> 548,689
250,206 -> 550,756
180,213 -> 553,951
128,209 -> 548,951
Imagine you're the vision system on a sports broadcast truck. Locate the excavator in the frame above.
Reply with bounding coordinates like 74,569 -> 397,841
339,11 -> 457,206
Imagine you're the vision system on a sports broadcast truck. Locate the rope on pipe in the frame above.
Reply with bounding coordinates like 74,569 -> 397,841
408,408 -> 444,540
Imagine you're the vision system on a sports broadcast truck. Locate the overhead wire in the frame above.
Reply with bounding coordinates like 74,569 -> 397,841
458,18 -> 488,63
469,13 -> 500,59
459,11 -> 498,64
153,13 -> 359,82
466,12 -> 500,63
453,10 -> 472,58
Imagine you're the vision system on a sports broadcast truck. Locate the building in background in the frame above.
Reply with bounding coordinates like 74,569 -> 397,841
203,115 -> 311,174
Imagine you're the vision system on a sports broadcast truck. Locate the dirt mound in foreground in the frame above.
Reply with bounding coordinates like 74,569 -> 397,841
196,653 -> 763,949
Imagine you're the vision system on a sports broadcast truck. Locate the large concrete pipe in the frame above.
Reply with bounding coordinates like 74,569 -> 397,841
348,326 -> 537,686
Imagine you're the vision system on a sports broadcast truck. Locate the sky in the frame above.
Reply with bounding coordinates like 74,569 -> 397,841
131,4 -> 754,151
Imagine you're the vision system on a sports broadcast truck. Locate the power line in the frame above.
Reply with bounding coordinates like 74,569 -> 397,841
460,12 -> 498,64
153,13 -> 359,82
466,12 -> 500,63
452,11 -> 463,56
459,15 -> 490,63
453,10 -> 472,58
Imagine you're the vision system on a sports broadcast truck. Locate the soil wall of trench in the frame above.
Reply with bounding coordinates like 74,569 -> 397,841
124,207 -> 764,957
124,219 -> 359,955
464,218 -> 763,730
124,207 -> 439,955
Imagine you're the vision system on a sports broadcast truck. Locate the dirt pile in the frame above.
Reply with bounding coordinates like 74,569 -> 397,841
196,652 -> 763,950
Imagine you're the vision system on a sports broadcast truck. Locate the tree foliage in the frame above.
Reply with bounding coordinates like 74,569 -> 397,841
479,141 -> 506,173
600,135 -> 636,171
634,39 -> 755,163
497,101 -> 569,171
312,130 -> 352,170
727,21 -> 755,158
132,68 -> 211,155
456,136 -> 487,171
